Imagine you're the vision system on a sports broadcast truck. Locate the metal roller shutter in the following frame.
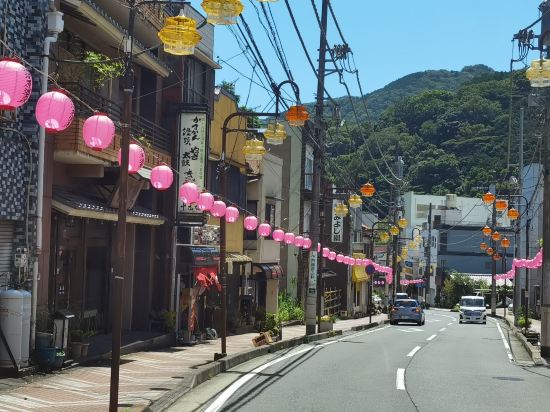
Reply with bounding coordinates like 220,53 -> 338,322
0,220 -> 14,274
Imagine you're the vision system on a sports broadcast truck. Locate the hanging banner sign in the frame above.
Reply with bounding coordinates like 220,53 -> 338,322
331,199 -> 343,243
177,112 -> 208,224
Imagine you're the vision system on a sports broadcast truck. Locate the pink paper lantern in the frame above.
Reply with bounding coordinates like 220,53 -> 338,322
82,113 -> 115,151
336,254 -> 344,263
179,182 -> 199,205
0,58 -> 32,110
303,238 -> 312,249
211,201 -> 227,218
294,236 -> 304,248
322,247 -> 330,258
35,90 -> 75,133
244,216 -> 259,231
317,243 -> 321,253
350,258 -> 356,266
284,232 -> 295,245
328,251 -> 336,260
225,206 -> 240,223
198,192 -> 214,211
273,229 -> 285,242
258,223 -> 272,237
150,165 -> 173,191
118,143 -> 145,174
343,256 -> 349,265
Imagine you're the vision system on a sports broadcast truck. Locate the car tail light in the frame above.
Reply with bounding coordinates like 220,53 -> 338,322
392,307 -> 398,312
415,308 -> 421,313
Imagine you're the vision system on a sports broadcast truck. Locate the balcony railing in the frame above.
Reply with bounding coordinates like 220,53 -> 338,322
61,82 -> 171,154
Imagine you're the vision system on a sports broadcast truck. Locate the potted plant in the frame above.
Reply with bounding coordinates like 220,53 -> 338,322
319,315 -> 335,332
70,329 -> 83,359
80,329 -> 96,358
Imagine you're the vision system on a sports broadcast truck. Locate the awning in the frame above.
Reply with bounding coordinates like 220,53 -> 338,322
253,263 -> 283,279
52,189 -> 165,226
226,253 -> 252,263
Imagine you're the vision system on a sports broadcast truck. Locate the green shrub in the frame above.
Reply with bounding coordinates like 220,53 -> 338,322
277,293 -> 305,322
518,318 -> 532,329
264,313 -> 280,337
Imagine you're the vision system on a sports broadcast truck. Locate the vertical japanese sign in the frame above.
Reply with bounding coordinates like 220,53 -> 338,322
331,199 -> 343,243
178,112 -> 207,218
308,251 -> 318,293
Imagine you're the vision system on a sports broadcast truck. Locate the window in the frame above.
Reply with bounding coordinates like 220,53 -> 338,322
265,203 -> 276,227
304,145 -> 314,190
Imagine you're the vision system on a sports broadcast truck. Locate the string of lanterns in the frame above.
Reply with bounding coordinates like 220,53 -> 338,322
495,249 -> 543,280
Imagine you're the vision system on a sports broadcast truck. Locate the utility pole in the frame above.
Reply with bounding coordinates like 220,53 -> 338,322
491,200 -> 497,316
306,0 -> 329,335
425,203 -> 432,307
515,108 -> 525,318
541,90 -> 550,356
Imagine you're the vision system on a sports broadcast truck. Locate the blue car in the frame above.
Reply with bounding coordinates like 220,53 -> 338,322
390,299 -> 425,325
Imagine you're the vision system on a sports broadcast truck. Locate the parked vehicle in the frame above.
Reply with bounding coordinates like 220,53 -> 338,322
390,299 -> 425,326
459,296 -> 486,324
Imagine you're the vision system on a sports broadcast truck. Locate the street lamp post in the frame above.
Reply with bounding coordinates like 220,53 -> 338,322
216,80 -> 303,358
110,2 -> 200,410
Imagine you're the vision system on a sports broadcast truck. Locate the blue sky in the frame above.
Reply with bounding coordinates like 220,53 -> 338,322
187,0 -> 543,109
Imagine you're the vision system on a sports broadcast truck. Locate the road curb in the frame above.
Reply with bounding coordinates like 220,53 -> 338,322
350,319 -> 389,331
490,315 -> 544,366
145,329 -> 344,412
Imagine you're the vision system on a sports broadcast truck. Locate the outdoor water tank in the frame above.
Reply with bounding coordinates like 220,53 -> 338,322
445,194 -> 457,209
0,289 -> 23,368
20,290 -> 31,367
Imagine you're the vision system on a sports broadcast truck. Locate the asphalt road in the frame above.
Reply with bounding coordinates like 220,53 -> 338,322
170,311 -> 550,412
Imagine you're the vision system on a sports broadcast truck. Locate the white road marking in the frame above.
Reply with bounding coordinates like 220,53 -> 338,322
396,368 -> 406,390
207,325 -> 391,411
427,334 -> 437,341
396,328 -> 424,333
426,319 -> 441,323
339,325 -> 390,341
430,313 -> 456,320
407,346 -> 421,357
490,318 -> 514,362
448,322 -> 453,326
439,327 -> 446,332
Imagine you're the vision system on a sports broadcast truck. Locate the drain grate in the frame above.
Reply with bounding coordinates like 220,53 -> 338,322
493,376 -> 523,381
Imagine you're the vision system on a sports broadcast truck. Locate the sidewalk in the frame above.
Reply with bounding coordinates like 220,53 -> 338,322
504,311 -> 541,334
0,314 -> 386,411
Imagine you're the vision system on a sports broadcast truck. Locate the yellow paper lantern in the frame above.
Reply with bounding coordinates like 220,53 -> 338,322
264,121 -> 287,146
201,0 -> 244,25
389,225 -> 399,236
398,217 -> 408,229
334,203 -> 348,217
379,232 -> 390,243
158,11 -> 202,56
348,194 -> 362,209
526,59 -> 550,88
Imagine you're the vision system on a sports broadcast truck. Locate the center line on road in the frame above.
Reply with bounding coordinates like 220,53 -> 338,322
439,327 -> 446,332
407,346 -> 421,357
427,334 -> 437,341
396,368 -> 406,390
448,322 -> 453,326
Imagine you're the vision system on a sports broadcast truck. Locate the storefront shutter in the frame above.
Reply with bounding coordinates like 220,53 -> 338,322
0,220 -> 15,274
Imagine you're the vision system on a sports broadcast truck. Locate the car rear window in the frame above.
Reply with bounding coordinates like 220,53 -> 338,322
460,298 -> 484,307
396,300 -> 417,307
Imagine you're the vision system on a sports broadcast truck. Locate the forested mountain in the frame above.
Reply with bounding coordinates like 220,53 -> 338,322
323,66 -> 541,211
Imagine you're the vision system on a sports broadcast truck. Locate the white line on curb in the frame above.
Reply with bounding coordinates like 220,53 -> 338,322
439,327 -> 446,332
490,318 -> 514,362
396,368 -> 406,390
407,346 -> 421,357
427,334 -> 437,341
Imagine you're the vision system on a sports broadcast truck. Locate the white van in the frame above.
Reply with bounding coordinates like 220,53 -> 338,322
459,295 -> 486,324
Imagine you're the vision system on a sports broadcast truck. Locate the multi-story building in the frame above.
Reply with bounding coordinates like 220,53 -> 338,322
37,1 -> 216,342
403,191 -> 515,305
